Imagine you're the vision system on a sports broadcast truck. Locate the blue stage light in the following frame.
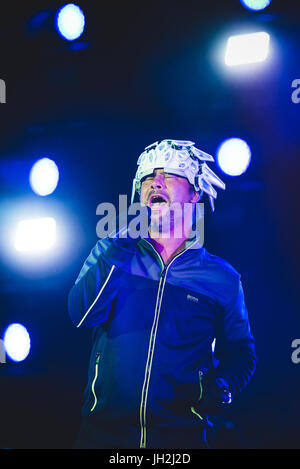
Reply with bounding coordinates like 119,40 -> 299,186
3,324 -> 31,362
240,0 -> 271,11
14,217 -> 57,254
55,3 -> 85,41
216,138 -> 252,176
29,158 -> 59,196
225,32 -> 270,66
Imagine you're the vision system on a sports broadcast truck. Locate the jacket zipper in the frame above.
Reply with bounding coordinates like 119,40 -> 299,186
90,352 -> 101,412
190,370 -> 204,420
139,238 -> 198,448
198,370 -> 204,400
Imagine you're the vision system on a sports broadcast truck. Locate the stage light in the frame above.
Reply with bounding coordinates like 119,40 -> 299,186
29,158 -> 59,196
3,323 -> 31,362
14,217 -> 56,253
55,3 -> 85,41
216,138 -> 252,176
225,32 -> 270,66
240,0 -> 271,11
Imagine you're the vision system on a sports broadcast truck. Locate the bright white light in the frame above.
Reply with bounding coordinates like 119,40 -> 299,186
216,138 -> 252,176
56,3 -> 85,41
241,0 -> 271,11
14,217 -> 56,253
4,323 -> 31,362
29,158 -> 59,196
225,32 -> 270,66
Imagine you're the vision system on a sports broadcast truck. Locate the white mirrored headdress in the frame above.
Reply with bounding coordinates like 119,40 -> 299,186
131,139 -> 225,211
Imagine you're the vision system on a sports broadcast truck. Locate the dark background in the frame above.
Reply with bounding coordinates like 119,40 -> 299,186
0,0 -> 299,449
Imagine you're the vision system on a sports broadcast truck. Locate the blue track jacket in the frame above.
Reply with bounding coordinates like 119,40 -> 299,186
68,234 -> 256,449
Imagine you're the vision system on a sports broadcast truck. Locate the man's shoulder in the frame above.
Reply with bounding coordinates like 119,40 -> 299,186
191,248 -> 241,305
92,236 -> 140,271
201,247 -> 240,281
95,235 -> 139,253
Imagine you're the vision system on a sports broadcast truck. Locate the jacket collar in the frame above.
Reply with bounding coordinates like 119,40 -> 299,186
138,233 -> 203,266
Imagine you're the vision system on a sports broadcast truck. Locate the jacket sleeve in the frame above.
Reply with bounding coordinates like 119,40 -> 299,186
213,277 -> 256,397
68,240 -> 122,328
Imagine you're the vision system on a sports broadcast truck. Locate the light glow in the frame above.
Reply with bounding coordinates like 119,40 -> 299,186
3,323 -> 31,362
55,3 -> 85,41
29,158 -> 59,196
14,217 -> 57,253
216,138 -> 252,177
241,0 -> 271,11
225,32 -> 270,66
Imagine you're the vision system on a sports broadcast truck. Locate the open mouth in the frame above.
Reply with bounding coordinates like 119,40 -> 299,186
149,194 -> 169,208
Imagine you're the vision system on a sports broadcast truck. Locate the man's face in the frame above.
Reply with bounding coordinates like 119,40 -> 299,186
140,168 -> 199,235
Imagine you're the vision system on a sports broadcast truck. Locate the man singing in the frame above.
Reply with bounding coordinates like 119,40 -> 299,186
68,139 -> 256,449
